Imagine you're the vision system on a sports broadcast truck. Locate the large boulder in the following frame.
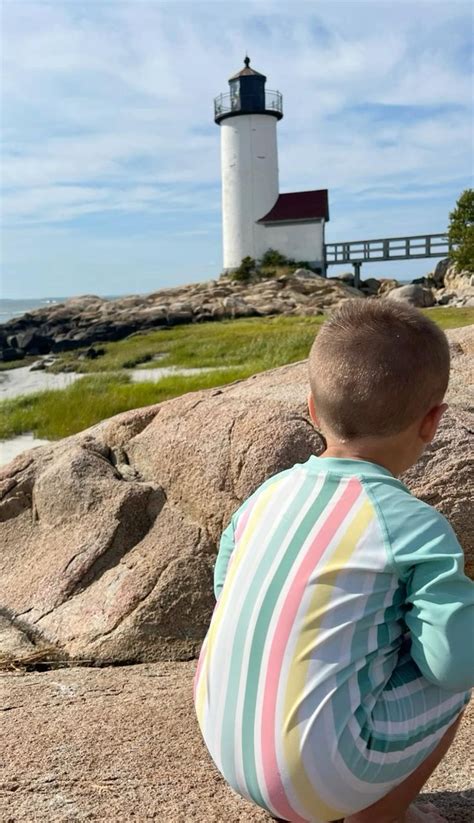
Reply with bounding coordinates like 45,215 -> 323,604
432,258 -> 451,288
386,283 -> 435,307
360,277 -> 381,295
0,327 -> 472,665
377,278 -> 400,295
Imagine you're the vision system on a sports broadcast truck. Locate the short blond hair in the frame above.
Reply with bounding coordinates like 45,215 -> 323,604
308,299 -> 450,439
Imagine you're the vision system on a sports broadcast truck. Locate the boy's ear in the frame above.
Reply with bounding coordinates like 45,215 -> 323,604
308,392 -> 319,426
419,403 -> 448,443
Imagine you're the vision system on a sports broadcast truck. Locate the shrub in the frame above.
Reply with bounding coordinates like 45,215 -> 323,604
448,189 -> 474,273
231,256 -> 256,282
232,250 -> 318,282
260,248 -> 289,267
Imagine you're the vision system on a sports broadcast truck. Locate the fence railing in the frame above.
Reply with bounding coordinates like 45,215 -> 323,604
325,233 -> 450,266
214,89 -> 283,120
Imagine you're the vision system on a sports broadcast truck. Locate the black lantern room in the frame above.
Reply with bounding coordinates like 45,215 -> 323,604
214,57 -> 283,124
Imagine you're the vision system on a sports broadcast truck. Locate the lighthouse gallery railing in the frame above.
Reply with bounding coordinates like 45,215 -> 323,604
214,90 -> 283,119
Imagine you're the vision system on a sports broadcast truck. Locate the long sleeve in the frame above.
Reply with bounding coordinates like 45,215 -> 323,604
374,483 -> 474,693
214,516 -> 237,599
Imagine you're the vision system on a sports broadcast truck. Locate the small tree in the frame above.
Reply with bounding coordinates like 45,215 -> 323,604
448,189 -> 474,273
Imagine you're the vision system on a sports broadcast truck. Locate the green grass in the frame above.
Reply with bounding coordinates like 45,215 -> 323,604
3,309 -> 473,376
50,315 -> 327,374
0,368 -> 254,441
0,356 -> 36,371
0,309 -> 472,441
423,307 -> 474,328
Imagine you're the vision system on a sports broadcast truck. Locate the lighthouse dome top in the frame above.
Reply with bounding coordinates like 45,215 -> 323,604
214,57 -> 283,124
228,56 -> 266,81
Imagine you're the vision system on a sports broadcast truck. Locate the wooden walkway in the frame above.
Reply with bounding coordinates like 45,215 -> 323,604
324,233 -> 449,286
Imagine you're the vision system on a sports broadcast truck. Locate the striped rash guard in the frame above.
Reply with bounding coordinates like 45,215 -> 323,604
194,456 -> 473,823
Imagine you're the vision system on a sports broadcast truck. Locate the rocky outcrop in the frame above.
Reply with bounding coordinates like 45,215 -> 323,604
331,273 -> 400,296
0,271 -> 362,361
336,259 -> 474,307
432,258 -> 473,291
425,260 -> 474,307
0,326 -> 472,665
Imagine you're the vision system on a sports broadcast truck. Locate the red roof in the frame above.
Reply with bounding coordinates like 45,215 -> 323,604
258,190 -> 329,223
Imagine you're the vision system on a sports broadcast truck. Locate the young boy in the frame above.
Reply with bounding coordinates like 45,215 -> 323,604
194,300 -> 473,823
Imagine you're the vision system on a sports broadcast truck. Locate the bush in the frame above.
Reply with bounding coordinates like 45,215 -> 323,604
260,248 -> 289,267
231,256 -> 256,282
448,189 -> 474,273
231,250 -> 318,282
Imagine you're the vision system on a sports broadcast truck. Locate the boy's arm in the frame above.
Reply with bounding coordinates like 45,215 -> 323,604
389,500 -> 474,692
213,483 -> 265,598
213,469 -> 290,600
213,517 -> 236,600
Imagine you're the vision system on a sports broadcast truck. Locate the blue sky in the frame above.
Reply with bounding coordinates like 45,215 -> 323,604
1,0 -> 473,298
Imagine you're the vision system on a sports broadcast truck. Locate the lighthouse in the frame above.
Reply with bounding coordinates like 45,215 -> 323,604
214,58 -> 329,273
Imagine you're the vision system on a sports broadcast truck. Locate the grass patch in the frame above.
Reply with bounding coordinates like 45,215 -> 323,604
0,356 -> 36,371
422,307 -> 474,329
49,309 -> 474,376
50,315 -> 326,374
0,368 -> 255,440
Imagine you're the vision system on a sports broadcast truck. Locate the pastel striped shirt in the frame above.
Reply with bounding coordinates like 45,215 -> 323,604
194,457 -> 473,822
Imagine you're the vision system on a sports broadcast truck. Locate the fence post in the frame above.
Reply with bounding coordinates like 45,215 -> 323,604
353,261 -> 362,289
322,247 -> 328,278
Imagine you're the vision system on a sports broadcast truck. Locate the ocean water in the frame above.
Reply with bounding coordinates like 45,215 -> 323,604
0,295 -> 122,325
0,297 -> 66,325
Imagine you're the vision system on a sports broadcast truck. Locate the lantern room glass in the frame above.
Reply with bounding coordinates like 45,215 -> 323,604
229,79 -> 240,111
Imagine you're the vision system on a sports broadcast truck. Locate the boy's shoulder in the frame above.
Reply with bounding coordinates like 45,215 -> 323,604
365,473 -> 451,529
365,475 -> 463,574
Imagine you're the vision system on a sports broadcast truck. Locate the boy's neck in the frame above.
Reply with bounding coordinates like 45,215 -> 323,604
321,439 -> 414,478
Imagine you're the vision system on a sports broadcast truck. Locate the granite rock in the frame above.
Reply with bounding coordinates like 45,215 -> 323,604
1,663 -> 472,822
386,284 -> 435,307
0,273 -> 362,358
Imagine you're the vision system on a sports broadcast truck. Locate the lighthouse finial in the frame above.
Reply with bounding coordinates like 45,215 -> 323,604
244,55 -> 250,67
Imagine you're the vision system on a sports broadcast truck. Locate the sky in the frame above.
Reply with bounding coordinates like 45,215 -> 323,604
1,0 -> 473,299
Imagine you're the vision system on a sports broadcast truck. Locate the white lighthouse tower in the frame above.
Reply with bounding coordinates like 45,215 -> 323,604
214,58 -> 329,273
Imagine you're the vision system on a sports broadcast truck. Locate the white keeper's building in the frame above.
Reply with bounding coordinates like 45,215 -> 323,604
214,57 -> 329,273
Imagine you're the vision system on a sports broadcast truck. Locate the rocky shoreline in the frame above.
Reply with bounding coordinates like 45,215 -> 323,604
1,259 -> 473,363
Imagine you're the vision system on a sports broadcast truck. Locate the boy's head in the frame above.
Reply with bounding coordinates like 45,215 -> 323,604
308,299 -> 450,453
